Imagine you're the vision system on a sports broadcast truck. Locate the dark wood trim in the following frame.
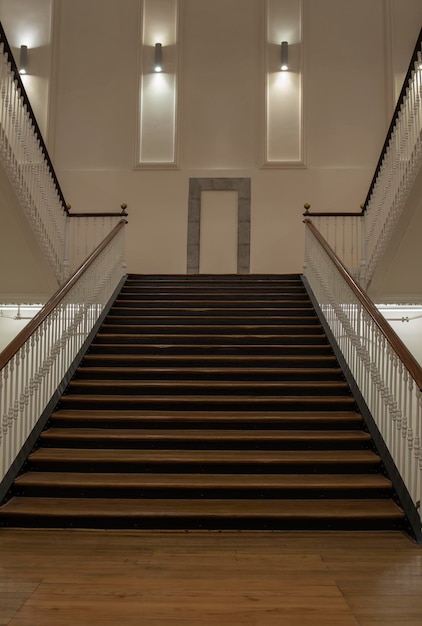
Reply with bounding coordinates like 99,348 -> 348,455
303,212 -> 362,217
0,220 -> 127,370
69,212 -> 128,218
305,219 -> 422,390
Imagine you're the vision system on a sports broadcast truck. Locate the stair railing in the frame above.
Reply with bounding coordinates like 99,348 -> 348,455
304,218 -> 422,528
0,220 -> 127,491
0,22 -> 126,284
305,27 -> 422,288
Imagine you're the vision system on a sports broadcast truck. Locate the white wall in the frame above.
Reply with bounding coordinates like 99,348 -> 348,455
1,0 -> 422,278
0,0 -> 53,140
377,306 -> 422,366
48,0 -> 393,274
0,306 -> 41,352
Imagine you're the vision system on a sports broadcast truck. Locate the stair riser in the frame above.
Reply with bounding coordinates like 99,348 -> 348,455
0,514 -> 404,532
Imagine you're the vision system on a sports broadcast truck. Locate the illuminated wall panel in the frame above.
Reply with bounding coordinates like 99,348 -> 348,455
137,0 -> 179,167
263,0 -> 304,167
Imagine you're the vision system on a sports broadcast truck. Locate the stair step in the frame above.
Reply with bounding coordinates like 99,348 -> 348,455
113,298 -> 311,307
120,280 -> 306,295
75,366 -> 344,382
50,409 -> 363,428
111,305 -> 315,314
39,428 -> 372,447
82,354 -> 339,367
15,472 -> 392,492
0,498 -> 405,528
98,326 -> 324,337
59,394 -> 356,411
28,448 -> 381,470
107,309 -> 316,319
88,343 -> 334,356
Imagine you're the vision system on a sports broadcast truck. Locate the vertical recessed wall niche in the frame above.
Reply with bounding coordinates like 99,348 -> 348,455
263,0 -> 305,167
137,0 -> 179,168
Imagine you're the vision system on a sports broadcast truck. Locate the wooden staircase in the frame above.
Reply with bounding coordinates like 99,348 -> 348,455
0,274 -> 405,530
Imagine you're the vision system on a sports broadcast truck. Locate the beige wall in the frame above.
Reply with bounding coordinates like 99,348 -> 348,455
0,0 -> 53,139
1,0 -> 422,277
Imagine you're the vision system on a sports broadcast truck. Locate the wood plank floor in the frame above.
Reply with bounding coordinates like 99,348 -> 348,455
1,530 -> 421,626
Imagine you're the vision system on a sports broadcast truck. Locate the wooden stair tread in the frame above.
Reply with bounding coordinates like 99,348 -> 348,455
98,329 -> 324,336
51,409 -> 363,423
107,306 -> 318,316
0,497 -> 404,520
110,307 -> 315,315
101,323 -> 320,330
78,359 -> 341,377
15,472 -> 392,490
68,380 -> 349,390
82,354 -> 337,363
40,428 -> 371,442
29,448 -> 381,464
59,394 -> 356,405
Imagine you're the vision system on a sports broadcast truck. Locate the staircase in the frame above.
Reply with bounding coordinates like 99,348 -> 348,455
0,274 -> 405,530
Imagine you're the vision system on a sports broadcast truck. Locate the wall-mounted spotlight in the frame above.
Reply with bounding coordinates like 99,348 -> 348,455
19,45 -> 28,75
280,41 -> 288,71
154,43 -> 162,73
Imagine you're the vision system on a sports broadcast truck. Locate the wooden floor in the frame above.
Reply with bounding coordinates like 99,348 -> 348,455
0,530 -> 421,625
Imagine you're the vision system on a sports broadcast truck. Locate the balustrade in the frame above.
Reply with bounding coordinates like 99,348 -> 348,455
0,222 -> 127,486
304,220 -> 422,529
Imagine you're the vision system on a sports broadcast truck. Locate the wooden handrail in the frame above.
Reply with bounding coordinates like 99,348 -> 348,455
0,220 -> 127,371
68,203 -> 128,218
305,219 -> 422,390
302,203 -> 363,218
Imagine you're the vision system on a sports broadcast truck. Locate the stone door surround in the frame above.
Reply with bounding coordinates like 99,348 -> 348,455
187,178 -> 251,274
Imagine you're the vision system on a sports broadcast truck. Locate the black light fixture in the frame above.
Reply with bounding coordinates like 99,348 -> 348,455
19,45 -> 28,74
280,41 -> 288,71
154,43 -> 162,72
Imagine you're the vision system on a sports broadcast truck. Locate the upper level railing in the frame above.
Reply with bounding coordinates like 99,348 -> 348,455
0,220 -> 127,493
0,22 -> 126,284
305,27 -> 422,289
304,219 -> 422,539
